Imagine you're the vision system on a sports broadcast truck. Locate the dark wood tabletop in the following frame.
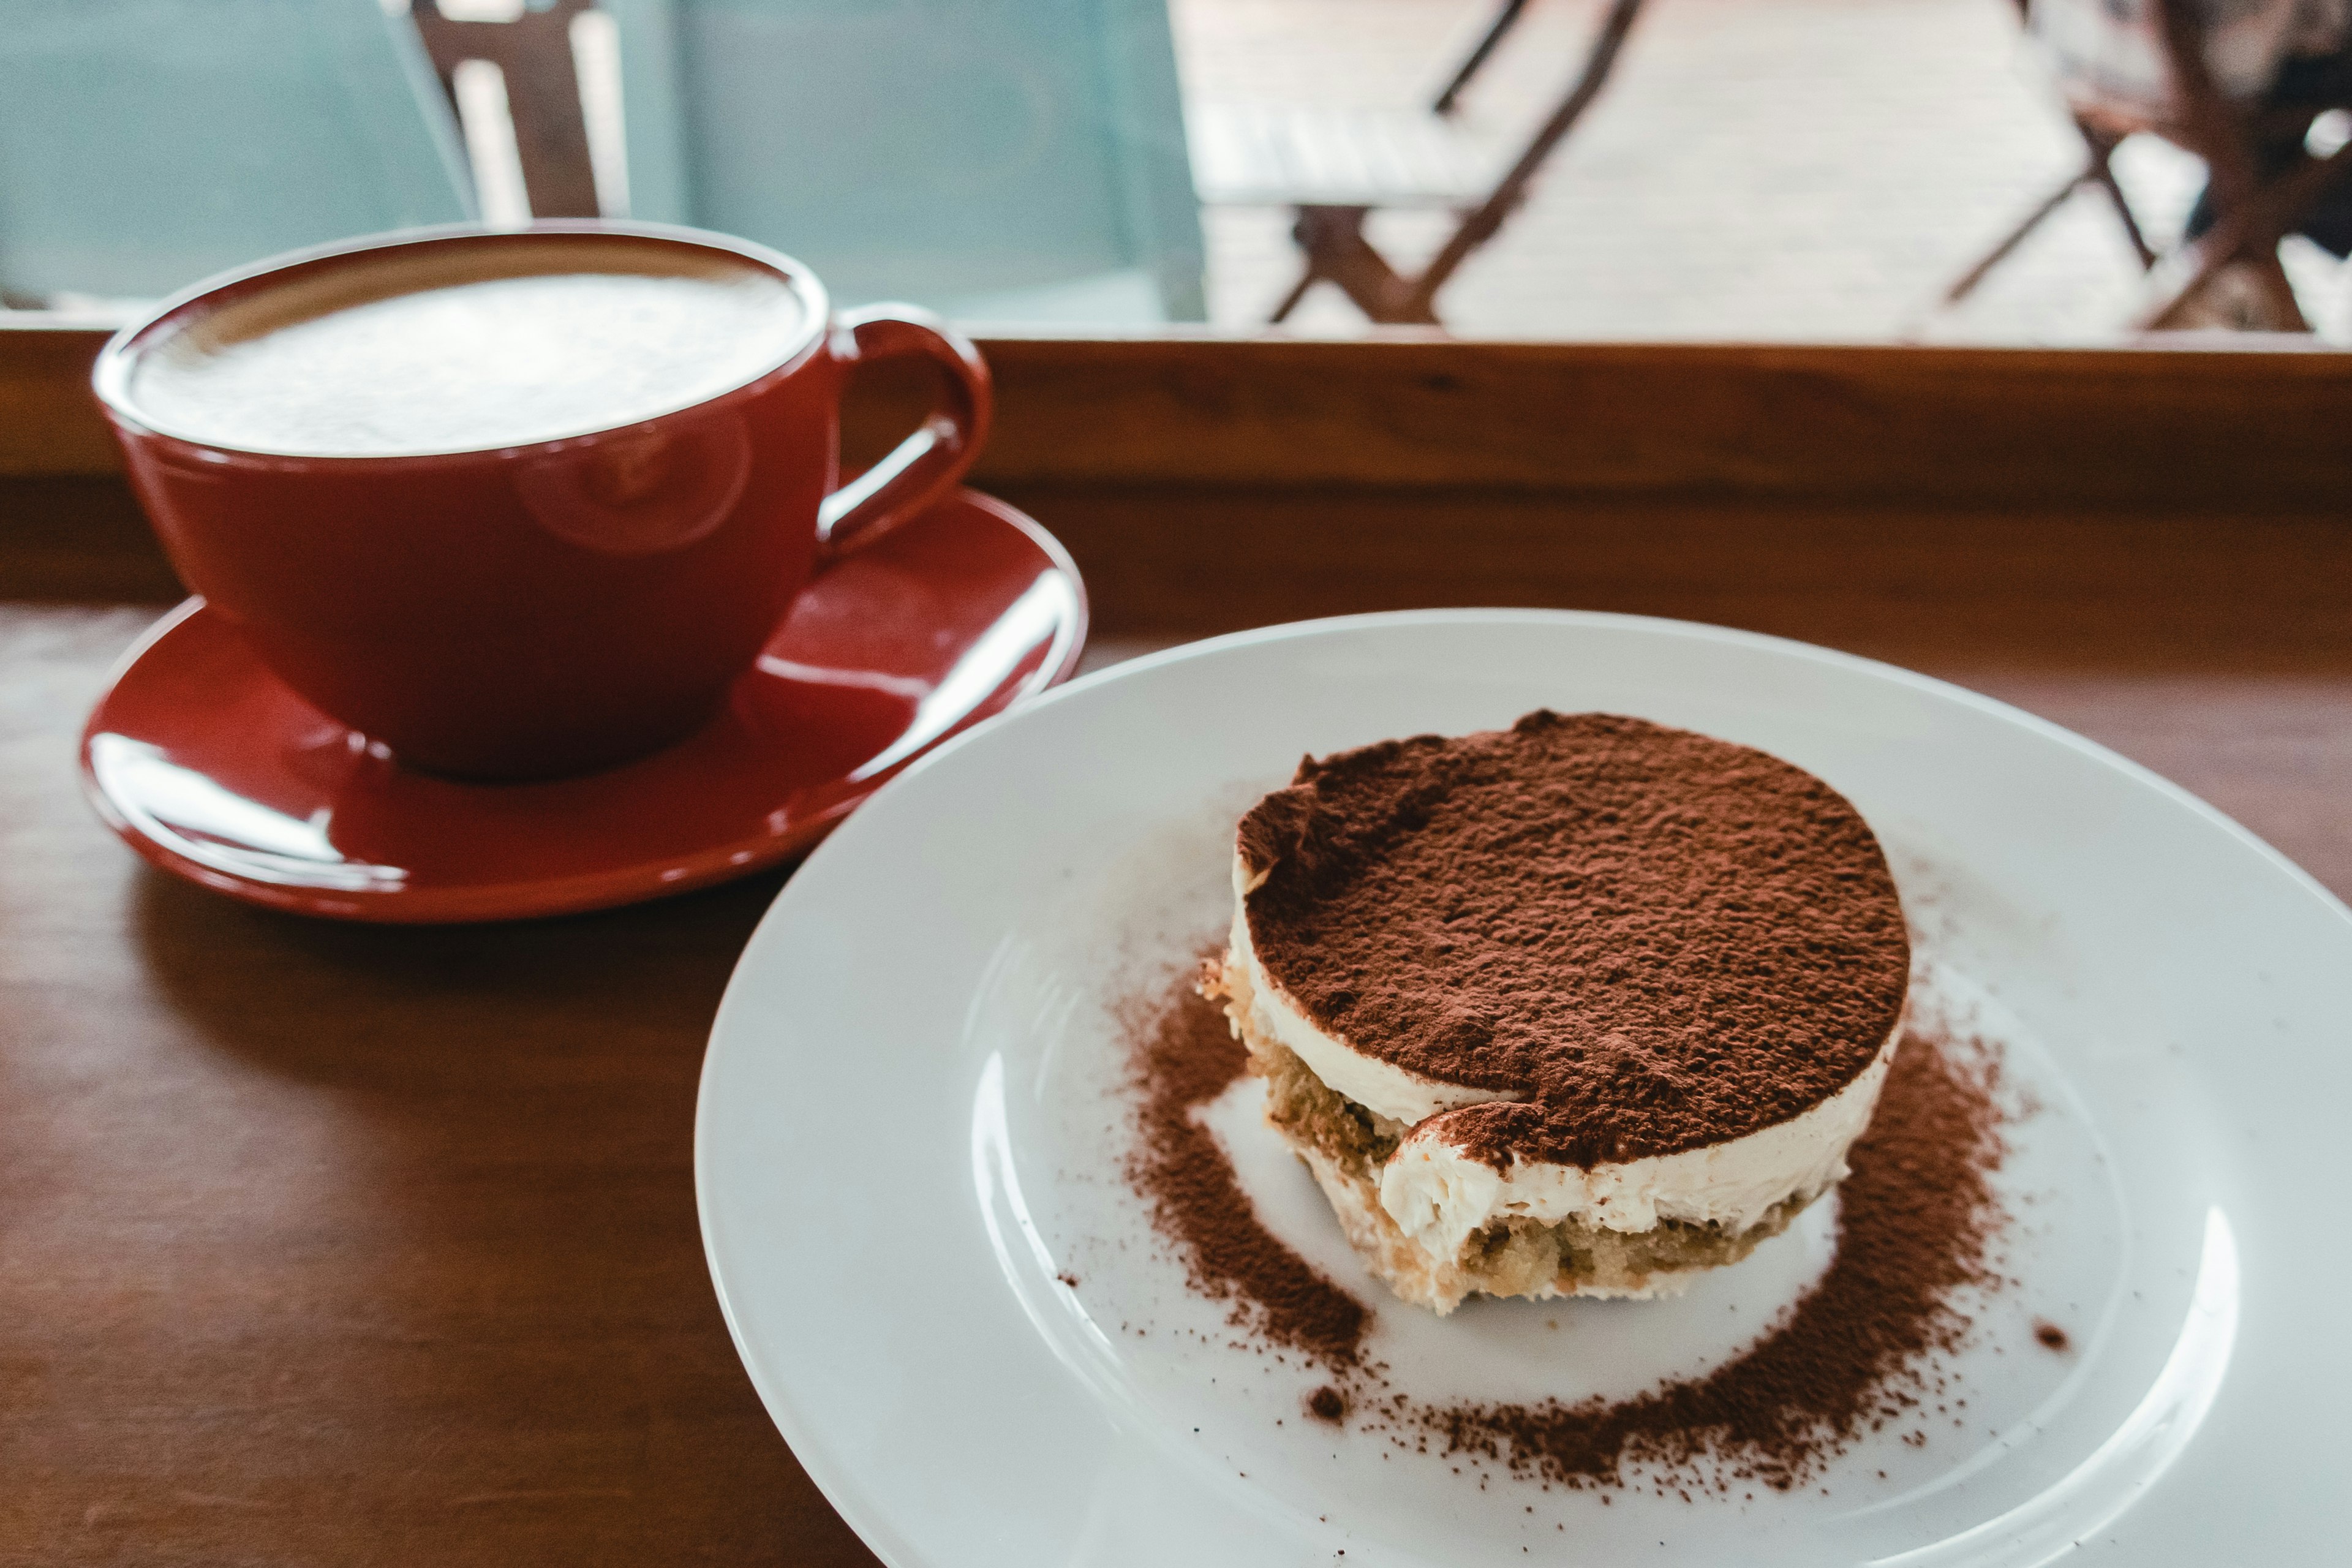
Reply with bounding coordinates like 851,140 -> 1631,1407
4,335 -> 2349,1564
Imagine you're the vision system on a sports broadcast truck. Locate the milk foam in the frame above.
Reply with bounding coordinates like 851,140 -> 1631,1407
125,237 -> 807,456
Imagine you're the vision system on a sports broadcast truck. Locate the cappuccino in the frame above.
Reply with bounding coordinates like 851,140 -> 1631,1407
124,235 -> 808,457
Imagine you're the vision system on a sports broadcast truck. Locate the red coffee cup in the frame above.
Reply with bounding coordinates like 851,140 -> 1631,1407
92,222 -> 992,780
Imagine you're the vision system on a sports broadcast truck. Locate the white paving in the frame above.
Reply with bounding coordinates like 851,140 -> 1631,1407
1175,0 -> 2352,340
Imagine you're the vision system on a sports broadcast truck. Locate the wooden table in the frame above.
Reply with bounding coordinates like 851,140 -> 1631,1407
5,334 -> 2350,1564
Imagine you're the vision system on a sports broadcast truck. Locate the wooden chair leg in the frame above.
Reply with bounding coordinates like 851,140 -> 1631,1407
1405,0 -> 1646,320
1268,266 -> 1318,324
2138,140 -> 2352,329
1433,0 -> 1531,116
411,0 -> 603,219
2135,0 -> 2313,330
2086,137 -> 2158,269
1944,118 -> 2152,308
2243,252 -> 2310,330
1280,206 -> 1440,326
1268,0 -> 1643,328
1944,165 -> 2097,306
2144,239 -> 2308,331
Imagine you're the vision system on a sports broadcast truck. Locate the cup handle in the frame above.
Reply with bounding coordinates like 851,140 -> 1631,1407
816,304 -> 994,559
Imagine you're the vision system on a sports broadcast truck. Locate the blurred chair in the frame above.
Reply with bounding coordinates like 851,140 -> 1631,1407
409,0 -> 619,222
0,0 -> 474,306
1188,0 -> 1646,326
601,0 -> 1207,322
1945,0 -> 2352,331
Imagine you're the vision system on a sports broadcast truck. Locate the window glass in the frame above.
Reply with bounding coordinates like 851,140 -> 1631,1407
3,0 -> 2348,342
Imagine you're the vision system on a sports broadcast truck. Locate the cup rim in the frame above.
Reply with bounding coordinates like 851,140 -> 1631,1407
91,220 -> 833,464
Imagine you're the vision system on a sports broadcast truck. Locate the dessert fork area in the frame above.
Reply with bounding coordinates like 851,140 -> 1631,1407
4,330 -> 2349,1564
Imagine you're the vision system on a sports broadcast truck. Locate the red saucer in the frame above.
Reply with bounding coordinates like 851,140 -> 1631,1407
81,489 -> 1087,923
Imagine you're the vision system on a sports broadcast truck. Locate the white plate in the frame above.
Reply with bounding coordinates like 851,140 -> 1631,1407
698,611 -> 2352,1567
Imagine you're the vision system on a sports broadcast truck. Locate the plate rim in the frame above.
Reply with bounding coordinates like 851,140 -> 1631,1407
824,606 -> 2349,925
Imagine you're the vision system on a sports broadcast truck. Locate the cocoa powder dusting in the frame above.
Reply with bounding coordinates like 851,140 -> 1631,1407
1240,712 -> 1911,1167
1415,1030 -> 2005,1491
1121,957 -> 2008,1494
1123,972 -> 1371,1368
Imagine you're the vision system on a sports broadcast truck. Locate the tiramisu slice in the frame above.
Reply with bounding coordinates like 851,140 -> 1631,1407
1207,711 -> 1910,1314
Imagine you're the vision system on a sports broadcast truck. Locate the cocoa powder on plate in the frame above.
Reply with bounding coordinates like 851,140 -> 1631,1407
1414,1030 -> 2005,1491
1122,973 -> 1371,1369
1122,965 -> 2006,1491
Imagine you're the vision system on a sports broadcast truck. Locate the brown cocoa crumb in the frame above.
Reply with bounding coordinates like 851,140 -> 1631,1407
1238,712 -> 1910,1168
2034,1320 -> 2070,1352
1123,967 -> 1371,1369
1307,1386 -> 1348,1424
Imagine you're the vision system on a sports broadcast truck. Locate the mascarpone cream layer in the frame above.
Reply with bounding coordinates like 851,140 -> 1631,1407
1230,855 -> 1516,1123
1231,852 -> 1904,1264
